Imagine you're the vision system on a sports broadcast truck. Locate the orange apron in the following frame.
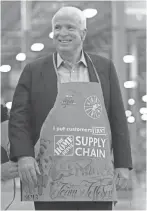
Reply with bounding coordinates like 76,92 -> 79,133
21,55 -> 117,202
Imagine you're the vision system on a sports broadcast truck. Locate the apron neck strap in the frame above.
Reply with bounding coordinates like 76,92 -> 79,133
84,52 -> 100,83
53,53 -> 60,86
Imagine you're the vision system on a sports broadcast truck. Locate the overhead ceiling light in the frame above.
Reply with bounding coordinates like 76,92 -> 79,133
125,8 -> 147,15
139,128 -> 146,138
0,65 -> 11,72
6,102 -> 12,109
136,14 -> 143,21
83,9 -> 97,18
123,55 -> 135,63
142,95 -> 147,103
139,107 -> 147,115
128,98 -> 135,105
124,81 -> 137,88
16,53 -> 26,61
49,32 -> 54,39
125,110 -> 132,117
127,116 -> 135,123
31,43 -> 44,52
141,114 -> 147,121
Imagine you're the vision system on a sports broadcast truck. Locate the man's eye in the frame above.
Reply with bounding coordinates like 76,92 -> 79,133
68,26 -> 74,30
55,25 -> 60,30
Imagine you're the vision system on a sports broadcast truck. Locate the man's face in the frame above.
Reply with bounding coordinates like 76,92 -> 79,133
52,14 -> 86,54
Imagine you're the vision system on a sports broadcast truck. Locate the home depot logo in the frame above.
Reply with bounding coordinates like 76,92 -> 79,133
54,135 -> 74,156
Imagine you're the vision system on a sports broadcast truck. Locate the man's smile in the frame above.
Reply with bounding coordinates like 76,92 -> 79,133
58,39 -> 72,44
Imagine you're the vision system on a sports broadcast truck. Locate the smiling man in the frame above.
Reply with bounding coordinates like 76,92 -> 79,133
52,7 -> 87,66
9,6 -> 132,211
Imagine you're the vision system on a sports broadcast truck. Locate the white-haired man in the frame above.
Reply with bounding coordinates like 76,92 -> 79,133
9,6 -> 132,210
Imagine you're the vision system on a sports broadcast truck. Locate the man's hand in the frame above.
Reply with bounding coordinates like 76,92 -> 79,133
115,168 -> 130,190
18,156 -> 41,194
1,161 -> 19,181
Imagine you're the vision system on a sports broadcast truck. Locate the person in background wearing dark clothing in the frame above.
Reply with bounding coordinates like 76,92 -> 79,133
1,104 -> 19,210
1,104 -> 18,181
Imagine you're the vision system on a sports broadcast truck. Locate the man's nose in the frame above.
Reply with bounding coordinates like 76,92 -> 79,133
59,27 -> 68,36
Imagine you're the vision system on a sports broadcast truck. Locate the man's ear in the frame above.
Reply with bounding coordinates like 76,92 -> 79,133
81,28 -> 87,41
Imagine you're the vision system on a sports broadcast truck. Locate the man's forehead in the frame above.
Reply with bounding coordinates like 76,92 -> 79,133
54,16 -> 79,24
53,13 -> 81,24
54,12 -> 81,22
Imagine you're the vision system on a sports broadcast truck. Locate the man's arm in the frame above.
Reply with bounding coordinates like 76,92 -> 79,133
9,64 -> 34,162
109,60 -> 133,170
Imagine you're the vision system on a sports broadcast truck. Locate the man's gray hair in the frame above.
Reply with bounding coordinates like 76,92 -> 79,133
52,6 -> 87,30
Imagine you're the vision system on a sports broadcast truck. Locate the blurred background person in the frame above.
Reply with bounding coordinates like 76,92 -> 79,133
1,104 -> 10,163
1,103 -> 18,181
1,104 -> 19,210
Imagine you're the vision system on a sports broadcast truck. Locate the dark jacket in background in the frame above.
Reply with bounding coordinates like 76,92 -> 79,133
1,104 -> 9,164
1,146 -> 9,164
1,104 -> 8,123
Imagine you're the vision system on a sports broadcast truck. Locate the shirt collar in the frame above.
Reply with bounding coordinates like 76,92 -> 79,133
57,50 -> 87,68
